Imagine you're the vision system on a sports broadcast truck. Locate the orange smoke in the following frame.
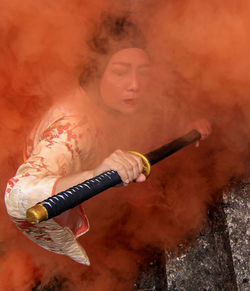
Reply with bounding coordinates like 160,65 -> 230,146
1,0 -> 250,290
0,250 -> 43,291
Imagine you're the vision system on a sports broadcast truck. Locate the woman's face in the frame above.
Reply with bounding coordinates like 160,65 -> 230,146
100,48 -> 151,114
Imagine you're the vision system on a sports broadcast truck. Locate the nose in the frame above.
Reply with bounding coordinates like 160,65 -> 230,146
127,73 -> 139,92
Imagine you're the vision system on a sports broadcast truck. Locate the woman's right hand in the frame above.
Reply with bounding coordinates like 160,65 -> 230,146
93,150 -> 146,185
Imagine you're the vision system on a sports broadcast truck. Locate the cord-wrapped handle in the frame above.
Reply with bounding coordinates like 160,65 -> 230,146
26,170 -> 122,224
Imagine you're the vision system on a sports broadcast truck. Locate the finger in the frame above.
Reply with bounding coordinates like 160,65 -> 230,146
118,153 -> 138,181
123,180 -> 129,187
202,131 -> 210,140
201,133 -> 207,140
126,152 -> 143,179
115,163 -> 130,184
131,154 -> 143,173
199,127 -> 209,140
111,152 -> 135,182
207,123 -> 212,135
106,155 -> 129,183
135,173 -> 146,183
120,152 -> 142,181
199,121 -> 212,138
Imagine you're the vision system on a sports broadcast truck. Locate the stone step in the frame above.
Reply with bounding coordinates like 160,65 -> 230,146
135,182 -> 249,291
223,183 -> 249,291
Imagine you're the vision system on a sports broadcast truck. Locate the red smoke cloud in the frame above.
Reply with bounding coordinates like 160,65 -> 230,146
1,0 -> 250,290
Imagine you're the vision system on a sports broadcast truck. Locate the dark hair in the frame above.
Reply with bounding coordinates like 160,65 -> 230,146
79,13 -> 147,87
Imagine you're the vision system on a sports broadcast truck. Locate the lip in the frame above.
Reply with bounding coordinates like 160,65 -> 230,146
123,98 -> 138,106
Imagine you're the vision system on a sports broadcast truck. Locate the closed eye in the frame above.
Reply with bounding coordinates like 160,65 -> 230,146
111,69 -> 129,76
137,68 -> 151,76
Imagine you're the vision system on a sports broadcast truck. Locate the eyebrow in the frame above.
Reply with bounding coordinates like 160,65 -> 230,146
111,62 -> 151,68
112,62 -> 130,67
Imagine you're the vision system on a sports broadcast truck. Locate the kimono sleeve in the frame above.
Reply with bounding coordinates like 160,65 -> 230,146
5,115 -> 84,220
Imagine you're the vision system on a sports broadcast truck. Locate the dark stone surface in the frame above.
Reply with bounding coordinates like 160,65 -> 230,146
32,275 -> 71,291
165,204 -> 237,291
136,182 -> 249,291
223,182 -> 250,291
134,247 -> 167,291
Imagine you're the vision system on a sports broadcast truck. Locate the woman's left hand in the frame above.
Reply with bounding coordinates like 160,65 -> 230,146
190,119 -> 212,147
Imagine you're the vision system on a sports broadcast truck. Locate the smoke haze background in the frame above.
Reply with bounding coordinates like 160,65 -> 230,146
0,0 -> 249,290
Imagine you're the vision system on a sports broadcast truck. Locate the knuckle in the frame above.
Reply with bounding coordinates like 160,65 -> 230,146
117,164 -> 124,171
131,154 -> 138,161
127,163 -> 133,170
136,156 -> 143,165
118,170 -> 127,180
132,159 -> 139,168
110,152 -> 117,158
103,158 -> 109,166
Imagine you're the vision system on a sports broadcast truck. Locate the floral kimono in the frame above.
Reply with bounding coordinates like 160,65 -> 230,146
5,96 -> 96,265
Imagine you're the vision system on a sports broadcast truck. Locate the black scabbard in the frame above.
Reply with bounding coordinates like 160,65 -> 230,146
145,129 -> 201,165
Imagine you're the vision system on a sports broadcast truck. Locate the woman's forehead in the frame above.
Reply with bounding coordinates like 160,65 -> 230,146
108,48 -> 150,66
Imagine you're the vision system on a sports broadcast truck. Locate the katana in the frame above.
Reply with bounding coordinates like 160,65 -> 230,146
26,130 -> 201,224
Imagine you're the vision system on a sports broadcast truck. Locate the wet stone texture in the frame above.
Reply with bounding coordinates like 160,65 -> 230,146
223,182 -> 250,291
135,182 -> 249,291
32,275 -> 71,291
165,203 -> 237,291
134,247 -> 168,291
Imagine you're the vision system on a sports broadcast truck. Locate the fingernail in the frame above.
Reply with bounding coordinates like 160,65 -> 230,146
125,179 -> 129,184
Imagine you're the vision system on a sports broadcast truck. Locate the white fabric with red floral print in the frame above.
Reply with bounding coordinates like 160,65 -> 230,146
5,100 -> 95,265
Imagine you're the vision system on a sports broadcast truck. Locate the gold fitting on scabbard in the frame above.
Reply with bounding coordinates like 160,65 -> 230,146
26,204 -> 48,224
129,151 -> 151,178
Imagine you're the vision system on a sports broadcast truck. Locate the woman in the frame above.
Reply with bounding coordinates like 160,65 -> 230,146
4,14 -> 211,265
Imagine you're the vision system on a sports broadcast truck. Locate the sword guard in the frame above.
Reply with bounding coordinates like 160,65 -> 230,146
128,151 -> 151,178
